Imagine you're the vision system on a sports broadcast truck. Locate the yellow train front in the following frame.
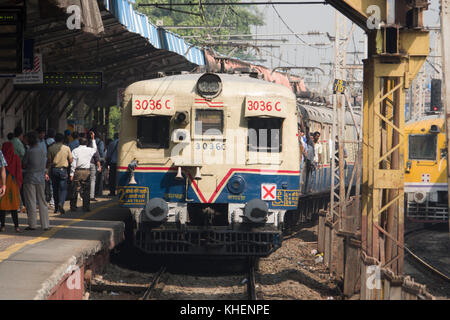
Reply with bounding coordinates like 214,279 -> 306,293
117,73 -> 300,256
404,116 -> 448,223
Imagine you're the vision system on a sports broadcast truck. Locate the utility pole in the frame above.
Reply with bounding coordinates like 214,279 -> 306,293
440,0 -> 450,232
411,69 -> 426,121
330,11 -> 348,229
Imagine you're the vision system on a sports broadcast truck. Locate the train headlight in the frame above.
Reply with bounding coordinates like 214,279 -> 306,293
196,73 -> 222,99
175,111 -> 189,125
144,198 -> 168,222
227,175 -> 246,194
413,192 -> 426,204
244,199 -> 268,223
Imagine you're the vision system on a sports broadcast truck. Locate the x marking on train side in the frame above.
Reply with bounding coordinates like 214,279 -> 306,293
262,186 -> 276,200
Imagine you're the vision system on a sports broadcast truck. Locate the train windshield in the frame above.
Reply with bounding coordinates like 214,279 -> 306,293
137,116 -> 170,148
247,117 -> 283,153
408,134 -> 437,161
195,110 -> 223,135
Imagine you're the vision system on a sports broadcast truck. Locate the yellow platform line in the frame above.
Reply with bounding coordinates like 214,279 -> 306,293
0,201 -> 117,264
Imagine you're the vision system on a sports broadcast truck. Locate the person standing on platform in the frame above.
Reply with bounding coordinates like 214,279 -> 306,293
94,132 -> 105,198
0,150 -> 6,198
0,143 -> 22,233
69,131 -> 80,151
70,138 -> 99,212
47,133 -> 72,215
63,130 -> 71,146
37,127 -> 47,155
11,127 -> 25,161
22,132 -> 50,231
106,133 -> 119,196
87,129 -> 101,201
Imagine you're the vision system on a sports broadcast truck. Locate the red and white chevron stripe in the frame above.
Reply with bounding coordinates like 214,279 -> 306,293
23,55 -> 41,73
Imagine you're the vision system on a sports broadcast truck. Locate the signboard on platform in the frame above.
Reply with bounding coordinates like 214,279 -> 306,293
0,6 -> 24,74
14,71 -> 102,90
13,53 -> 43,85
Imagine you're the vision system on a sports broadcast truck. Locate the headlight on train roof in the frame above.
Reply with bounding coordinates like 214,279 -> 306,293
196,73 -> 222,99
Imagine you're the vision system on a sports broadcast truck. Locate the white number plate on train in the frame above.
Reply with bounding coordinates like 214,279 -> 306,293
245,97 -> 286,117
132,95 -> 175,116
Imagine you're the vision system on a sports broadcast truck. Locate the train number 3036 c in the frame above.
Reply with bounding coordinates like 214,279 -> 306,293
247,100 -> 281,112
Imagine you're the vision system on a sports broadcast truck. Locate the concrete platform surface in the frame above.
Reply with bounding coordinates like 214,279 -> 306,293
0,197 -> 126,300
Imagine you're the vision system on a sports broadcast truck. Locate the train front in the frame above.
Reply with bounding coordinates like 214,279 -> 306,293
117,73 -> 300,256
404,117 -> 448,223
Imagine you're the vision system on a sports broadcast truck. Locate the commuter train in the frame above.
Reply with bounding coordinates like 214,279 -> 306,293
404,116 -> 448,223
117,72 -> 360,256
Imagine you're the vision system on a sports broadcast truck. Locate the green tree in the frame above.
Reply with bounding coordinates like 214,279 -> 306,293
135,0 -> 265,59
108,105 -> 121,139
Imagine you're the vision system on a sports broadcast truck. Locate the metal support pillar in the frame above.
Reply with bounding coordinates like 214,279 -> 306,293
440,0 -> 450,232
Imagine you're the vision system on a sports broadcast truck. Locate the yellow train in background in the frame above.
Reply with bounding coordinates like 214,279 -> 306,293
404,116 -> 448,223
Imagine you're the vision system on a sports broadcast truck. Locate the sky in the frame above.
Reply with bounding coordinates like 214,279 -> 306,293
248,0 -> 442,92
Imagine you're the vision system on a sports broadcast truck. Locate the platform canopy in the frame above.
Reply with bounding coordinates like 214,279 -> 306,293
0,0 -> 206,132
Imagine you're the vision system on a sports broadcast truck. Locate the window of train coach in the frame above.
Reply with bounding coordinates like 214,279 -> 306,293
247,118 -> 283,153
408,134 -> 437,161
195,110 -> 223,136
137,116 -> 170,148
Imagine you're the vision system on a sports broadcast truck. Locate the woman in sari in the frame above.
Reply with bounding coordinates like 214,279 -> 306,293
0,142 -> 22,232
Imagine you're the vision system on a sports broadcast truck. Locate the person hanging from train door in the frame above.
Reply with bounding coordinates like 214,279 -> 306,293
303,133 -> 316,194
310,131 -> 323,193
298,122 -> 308,194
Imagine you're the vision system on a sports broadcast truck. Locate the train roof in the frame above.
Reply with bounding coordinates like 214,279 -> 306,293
405,116 -> 445,133
124,73 -> 296,101
298,103 -> 361,126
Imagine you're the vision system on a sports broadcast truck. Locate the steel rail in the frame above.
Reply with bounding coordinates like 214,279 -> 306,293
404,228 -> 450,283
247,258 -> 257,300
142,266 -> 166,300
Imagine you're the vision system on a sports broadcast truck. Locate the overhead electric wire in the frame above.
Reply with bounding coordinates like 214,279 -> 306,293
270,2 -> 333,49
138,2 -> 327,7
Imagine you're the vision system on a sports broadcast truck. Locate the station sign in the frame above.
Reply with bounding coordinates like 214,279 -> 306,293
132,94 -> 176,116
0,6 -> 24,74
14,72 -> 102,90
333,79 -> 347,94
245,97 -> 287,118
13,53 -> 43,85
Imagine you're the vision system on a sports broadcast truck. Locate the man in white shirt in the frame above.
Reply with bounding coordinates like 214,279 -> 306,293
69,138 -> 100,212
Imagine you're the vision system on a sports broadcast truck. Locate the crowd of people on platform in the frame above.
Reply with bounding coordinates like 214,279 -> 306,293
0,126 -> 119,233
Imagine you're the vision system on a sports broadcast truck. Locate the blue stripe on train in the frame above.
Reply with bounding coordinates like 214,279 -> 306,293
118,171 -> 300,210
305,164 -> 355,194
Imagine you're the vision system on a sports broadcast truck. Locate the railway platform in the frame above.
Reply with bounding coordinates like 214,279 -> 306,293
0,197 -> 129,300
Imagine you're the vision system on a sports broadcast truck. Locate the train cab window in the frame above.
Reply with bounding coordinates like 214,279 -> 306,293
195,110 -> 223,135
408,134 -> 437,161
137,116 -> 170,149
247,117 -> 283,153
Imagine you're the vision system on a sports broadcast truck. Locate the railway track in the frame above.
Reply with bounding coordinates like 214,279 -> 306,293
404,227 -> 450,285
142,266 -> 166,300
247,258 -> 257,300
90,258 -> 259,300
